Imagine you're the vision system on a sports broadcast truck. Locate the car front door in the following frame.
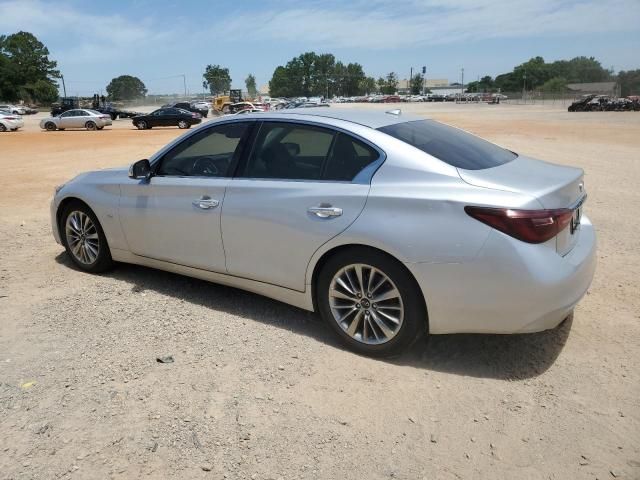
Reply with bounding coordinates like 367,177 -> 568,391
57,110 -> 77,128
221,121 -> 381,291
118,121 -> 253,271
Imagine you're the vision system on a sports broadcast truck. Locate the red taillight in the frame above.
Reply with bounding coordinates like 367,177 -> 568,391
465,206 -> 573,244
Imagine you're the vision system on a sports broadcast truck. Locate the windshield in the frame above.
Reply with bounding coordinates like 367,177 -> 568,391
378,119 -> 517,170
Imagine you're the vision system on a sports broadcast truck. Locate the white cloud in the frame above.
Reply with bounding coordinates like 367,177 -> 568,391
219,0 -> 640,49
0,0 -> 180,65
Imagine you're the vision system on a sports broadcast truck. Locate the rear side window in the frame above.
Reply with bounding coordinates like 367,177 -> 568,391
244,122 -> 335,180
378,120 -> 516,170
323,133 -> 379,181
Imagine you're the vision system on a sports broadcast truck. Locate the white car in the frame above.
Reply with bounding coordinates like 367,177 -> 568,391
0,104 -> 26,115
0,110 -> 24,132
191,101 -> 211,112
39,109 -> 113,131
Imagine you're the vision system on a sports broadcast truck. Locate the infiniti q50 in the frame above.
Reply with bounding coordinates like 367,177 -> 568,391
51,109 -> 596,356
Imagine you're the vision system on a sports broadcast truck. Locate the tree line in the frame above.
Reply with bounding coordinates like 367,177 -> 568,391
466,56 -> 640,96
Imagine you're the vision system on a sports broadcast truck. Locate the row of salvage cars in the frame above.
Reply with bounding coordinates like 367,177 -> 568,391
568,95 -> 640,112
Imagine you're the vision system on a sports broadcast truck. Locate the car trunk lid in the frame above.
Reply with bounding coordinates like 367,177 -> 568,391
458,156 -> 586,255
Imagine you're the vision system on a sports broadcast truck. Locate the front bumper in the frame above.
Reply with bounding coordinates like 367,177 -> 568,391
406,216 -> 597,334
50,196 -> 62,245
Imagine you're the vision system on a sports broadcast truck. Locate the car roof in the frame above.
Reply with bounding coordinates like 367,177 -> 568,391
244,108 -> 425,129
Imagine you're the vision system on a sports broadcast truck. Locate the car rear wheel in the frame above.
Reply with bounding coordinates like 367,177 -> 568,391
85,121 -> 97,131
45,122 -> 56,131
61,202 -> 113,273
178,120 -> 189,129
317,248 -> 426,357
136,121 -> 147,130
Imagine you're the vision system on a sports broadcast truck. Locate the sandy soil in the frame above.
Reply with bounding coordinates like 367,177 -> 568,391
0,103 -> 639,479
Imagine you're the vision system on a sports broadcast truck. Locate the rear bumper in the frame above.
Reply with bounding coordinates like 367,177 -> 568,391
406,216 -> 597,334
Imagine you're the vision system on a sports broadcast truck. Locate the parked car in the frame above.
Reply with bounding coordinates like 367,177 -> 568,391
0,104 -> 26,115
163,102 -> 208,118
132,108 -> 201,130
51,109 -> 595,357
40,109 -> 112,131
0,111 -> 24,131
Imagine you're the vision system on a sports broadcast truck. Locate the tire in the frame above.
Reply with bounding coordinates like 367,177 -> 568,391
110,113 -> 117,120
317,248 -> 426,357
136,120 -> 147,130
97,126 -> 104,130
85,121 -> 97,131
60,201 -> 113,273
45,122 -> 57,131
178,120 -> 189,129
0,124 -> 6,132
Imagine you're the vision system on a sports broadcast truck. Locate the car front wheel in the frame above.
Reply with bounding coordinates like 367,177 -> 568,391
61,202 -> 113,273
45,122 -> 57,131
317,248 -> 426,357
136,121 -> 147,130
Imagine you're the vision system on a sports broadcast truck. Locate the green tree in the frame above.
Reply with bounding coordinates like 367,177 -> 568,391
540,76 -> 568,93
618,69 -> 640,96
29,79 -> 59,103
0,31 -> 59,102
203,65 -> 231,95
267,52 -> 368,98
378,72 -> 398,95
106,75 -> 147,101
269,65 -> 295,97
410,73 -> 424,94
360,76 -> 377,95
245,73 -> 257,97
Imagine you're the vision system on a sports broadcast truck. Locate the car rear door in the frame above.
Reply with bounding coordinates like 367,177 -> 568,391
221,120 -> 381,291
119,121 -> 253,271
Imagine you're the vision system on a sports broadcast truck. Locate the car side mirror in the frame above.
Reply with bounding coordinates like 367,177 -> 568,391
129,159 -> 151,180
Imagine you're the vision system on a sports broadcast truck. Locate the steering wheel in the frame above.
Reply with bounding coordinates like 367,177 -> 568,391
192,157 -> 219,176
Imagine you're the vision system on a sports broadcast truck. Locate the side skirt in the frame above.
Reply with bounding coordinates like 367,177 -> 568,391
110,249 -> 315,312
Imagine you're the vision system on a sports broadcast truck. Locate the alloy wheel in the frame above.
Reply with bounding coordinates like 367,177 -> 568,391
65,211 -> 100,265
328,263 -> 404,345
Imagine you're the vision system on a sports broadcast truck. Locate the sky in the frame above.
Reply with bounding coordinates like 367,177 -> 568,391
1,0 -> 639,96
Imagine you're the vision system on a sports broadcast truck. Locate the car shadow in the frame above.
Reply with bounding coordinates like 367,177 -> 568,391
55,253 -> 572,380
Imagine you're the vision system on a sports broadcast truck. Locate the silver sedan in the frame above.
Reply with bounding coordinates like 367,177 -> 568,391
50,109 -> 596,356
40,109 -> 113,131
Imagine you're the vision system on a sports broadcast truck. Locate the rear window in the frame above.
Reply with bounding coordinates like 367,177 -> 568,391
378,120 -> 517,170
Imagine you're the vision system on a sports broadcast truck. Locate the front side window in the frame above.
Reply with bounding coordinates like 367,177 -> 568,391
378,120 -> 517,170
156,122 -> 249,177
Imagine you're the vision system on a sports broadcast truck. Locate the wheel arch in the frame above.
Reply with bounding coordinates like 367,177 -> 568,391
309,243 -> 429,332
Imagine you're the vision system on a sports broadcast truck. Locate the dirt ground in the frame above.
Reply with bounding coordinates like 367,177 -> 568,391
0,103 -> 638,480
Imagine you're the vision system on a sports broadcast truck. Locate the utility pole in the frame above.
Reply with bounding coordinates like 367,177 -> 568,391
522,71 -> 527,104
461,67 -> 464,100
60,74 -> 67,97
182,74 -> 187,98
422,66 -> 426,95
410,67 -> 413,95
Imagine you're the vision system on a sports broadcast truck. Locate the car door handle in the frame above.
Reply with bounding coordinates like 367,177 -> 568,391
193,197 -> 219,209
308,206 -> 343,218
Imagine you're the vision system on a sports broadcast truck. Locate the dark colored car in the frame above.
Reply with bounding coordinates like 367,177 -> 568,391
163,102 -> 208,118
132,108 -> 202,130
